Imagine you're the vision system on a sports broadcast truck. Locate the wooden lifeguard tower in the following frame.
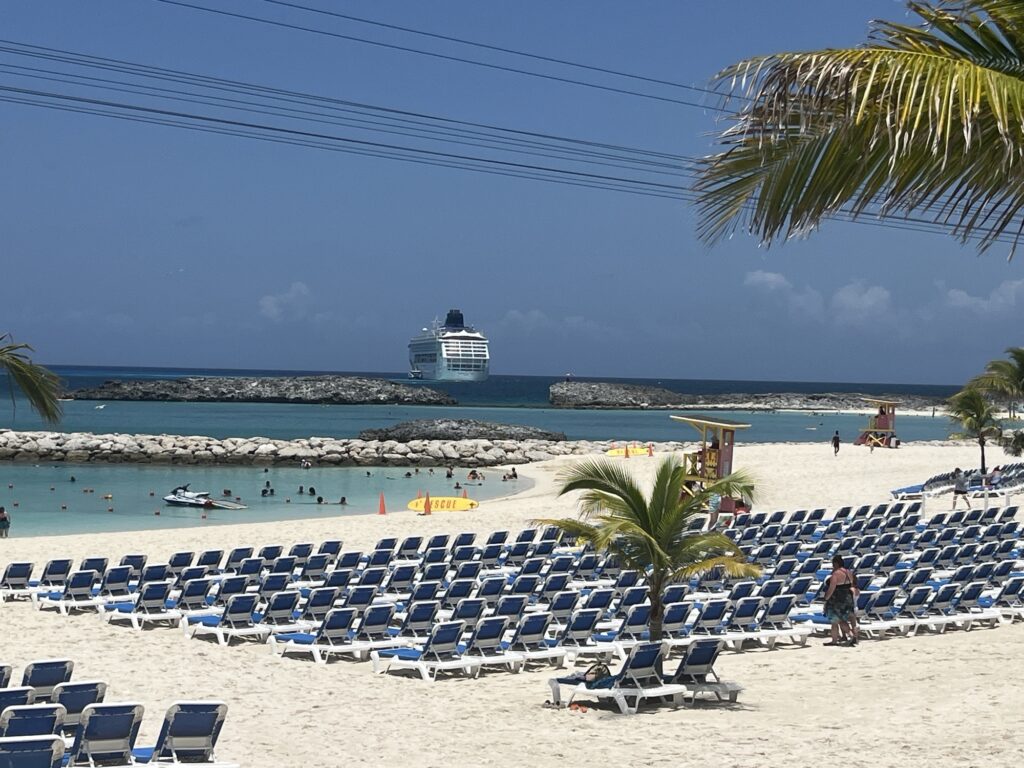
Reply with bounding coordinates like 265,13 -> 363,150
854,398 -> 899,449
669,414 -> 751,490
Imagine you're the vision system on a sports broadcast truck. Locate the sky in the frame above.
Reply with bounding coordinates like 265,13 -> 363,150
1,0 -> 1021,385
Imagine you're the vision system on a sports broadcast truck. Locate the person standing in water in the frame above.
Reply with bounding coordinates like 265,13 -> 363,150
831,431 -> 841,456
0,506 -> 10,538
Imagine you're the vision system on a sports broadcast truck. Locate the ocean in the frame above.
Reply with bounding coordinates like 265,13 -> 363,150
0,365 -> 959,443
0,366 -> 960,536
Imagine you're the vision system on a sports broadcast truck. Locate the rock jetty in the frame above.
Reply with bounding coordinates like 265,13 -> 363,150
550,382 -> 945,411
550,381 -> 695,408
0,430 -> 685,467
68,376 -> 455,406
359,419 -> 566,442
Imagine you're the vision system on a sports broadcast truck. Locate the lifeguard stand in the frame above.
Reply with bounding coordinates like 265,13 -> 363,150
854,398 -> 899,449
669,414 -> 751,491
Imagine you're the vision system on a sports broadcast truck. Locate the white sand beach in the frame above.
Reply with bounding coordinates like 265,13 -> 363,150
2,441 -> 1021,768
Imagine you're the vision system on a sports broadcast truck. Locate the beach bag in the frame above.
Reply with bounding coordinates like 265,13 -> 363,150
581,662 -> 613,689
555,661 -> 613,689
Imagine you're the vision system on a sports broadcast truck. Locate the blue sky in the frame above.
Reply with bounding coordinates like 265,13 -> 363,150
1,0 -> 1020,384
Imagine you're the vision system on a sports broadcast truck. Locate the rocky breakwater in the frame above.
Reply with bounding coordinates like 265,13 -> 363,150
550,381 -> 946,411
0,429 -> 687,468
359,419 -> 566,442
68,376 -> 456,405
550,381 -> 695,408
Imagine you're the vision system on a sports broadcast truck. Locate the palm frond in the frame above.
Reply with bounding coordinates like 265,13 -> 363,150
0,335 -> 62,425
673,555 -> 762,581
697,2 -> 1024,254
557,459 -> 648,518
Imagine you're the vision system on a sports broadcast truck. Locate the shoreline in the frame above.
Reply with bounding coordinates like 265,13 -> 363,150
0,427 -> 987,467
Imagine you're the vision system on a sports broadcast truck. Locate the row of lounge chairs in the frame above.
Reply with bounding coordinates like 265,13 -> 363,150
0,659 -> 235,766
547,639 -> 740,715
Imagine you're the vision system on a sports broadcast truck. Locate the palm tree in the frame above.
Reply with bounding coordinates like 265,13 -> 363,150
696,1 -> 1024,255
0,334 -> 62,425
535,456 -> 759,642
948,387 -> 1002,473
969,347 -> 1024,419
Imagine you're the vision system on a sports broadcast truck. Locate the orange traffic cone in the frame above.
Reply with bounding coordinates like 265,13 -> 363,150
624,445 -> 630,459
423,492 -> 432,516
416,489 -> 422,499
648,444 -> 654,457
462,488 -> 468,499
378,492 -> 386,516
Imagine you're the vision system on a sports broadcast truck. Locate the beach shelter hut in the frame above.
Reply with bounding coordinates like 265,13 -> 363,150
854,398 -> 899,449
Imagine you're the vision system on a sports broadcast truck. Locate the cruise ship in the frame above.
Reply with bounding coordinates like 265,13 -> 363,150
408,309 -> 490,382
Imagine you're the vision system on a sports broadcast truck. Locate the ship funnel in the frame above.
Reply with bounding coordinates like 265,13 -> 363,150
444,309 -> 465,328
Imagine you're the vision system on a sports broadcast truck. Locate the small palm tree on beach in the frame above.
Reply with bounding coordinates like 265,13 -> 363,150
948,388 -> 1002,473
0,334 -> 62,425
535,456 -> 759,642
696,0 -> 1024,255
969,347 -> 1024,419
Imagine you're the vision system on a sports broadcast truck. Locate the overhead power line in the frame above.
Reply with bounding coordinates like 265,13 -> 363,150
0,40 -> 1017,246
255,0 -> 739,102
152,0 -> 728,111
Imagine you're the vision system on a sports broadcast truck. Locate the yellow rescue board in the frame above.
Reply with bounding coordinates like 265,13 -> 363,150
606,444 -> 653,457
406,496 -> 480,512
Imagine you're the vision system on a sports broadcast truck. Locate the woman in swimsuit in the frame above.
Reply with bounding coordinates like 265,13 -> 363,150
824,554 -> 859,646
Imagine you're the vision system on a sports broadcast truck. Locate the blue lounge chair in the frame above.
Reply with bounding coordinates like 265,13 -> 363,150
29,560 -> 71,590
0,562 -> 34,602
133,701 -> 237,766
0,688 -> 35,713
65,703 -> 144,767
34,572 -> 103,615
188,594 -> 268,646
167,552 -> 195,578
665,639 -> 742,704
105,582 -> 180,630
292,587 -> 339,629
0,705 -> 64,738
445,598 -> 486,631
21,661 -> 73,703
371,620 -> 469,681
0,665 -> 10,689
269,608 -> 359,664
501,612 -> 566,668
391,601 -> 440,639
458,616 -> 520,676
51,681 -> 106,736
0,735 -> 65,768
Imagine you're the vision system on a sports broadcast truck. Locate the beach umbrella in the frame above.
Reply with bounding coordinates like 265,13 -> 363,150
378,492 -> 386,516
423,492 -> 432,516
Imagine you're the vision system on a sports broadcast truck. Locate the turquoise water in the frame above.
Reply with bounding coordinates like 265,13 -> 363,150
0,463 -> 520,538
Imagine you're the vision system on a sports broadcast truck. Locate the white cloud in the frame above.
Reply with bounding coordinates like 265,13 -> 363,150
743,270 -> 824,319
258,282 -> 312,322
743,270 -> 793,292
946,279 -> 1024,314
830,280 -> 892,327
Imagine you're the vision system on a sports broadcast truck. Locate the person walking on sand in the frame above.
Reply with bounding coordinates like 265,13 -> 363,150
831,430 -> 841,456
951,468 -> 971,510
823,555 -> 858,646
0,506 -> 10,538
